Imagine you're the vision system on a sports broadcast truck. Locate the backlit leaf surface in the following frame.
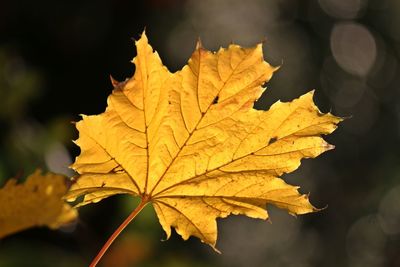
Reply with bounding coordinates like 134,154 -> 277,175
66,32 -> 341,249
0,170 -> 77,238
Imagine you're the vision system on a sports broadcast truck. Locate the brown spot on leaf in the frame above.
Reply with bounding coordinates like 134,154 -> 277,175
268,137 -> 277,145
212,96 -> 219,104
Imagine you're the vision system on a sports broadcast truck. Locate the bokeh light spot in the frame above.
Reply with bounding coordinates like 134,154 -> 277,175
378,185 -> 400,236
330,22 -> 377,76
319,0 -> 367,19
346,215 -> 386,267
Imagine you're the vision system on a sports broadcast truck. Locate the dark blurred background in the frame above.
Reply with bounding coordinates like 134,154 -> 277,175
1,0 -> 400,266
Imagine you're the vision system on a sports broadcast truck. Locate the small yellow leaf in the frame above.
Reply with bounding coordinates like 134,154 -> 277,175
66,32 -> 342,250
0,170 -> 78,239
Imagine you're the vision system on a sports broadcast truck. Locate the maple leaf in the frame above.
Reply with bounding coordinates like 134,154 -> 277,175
66,32 -> 341,250
0,170 -> 78,239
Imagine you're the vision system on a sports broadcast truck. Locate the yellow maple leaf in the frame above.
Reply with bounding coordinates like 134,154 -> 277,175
66,32 -> 341,250
0,170 -> 78,238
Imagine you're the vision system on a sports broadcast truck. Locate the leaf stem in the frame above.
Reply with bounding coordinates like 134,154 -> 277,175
89,198 -> 149,267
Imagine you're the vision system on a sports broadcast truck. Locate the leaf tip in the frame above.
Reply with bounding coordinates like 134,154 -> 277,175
208,243 -> 221,254
214,247 -> 222,254
320,204 -> 328,211
134,29 -> 149,46
260,36 -> 267,45
195,37 -> 203,50
142,28 -> 148,38
325,143 -> 335,151
272,64 -> 281,73
109,75 -> 120,87
160,228 -> 171,242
